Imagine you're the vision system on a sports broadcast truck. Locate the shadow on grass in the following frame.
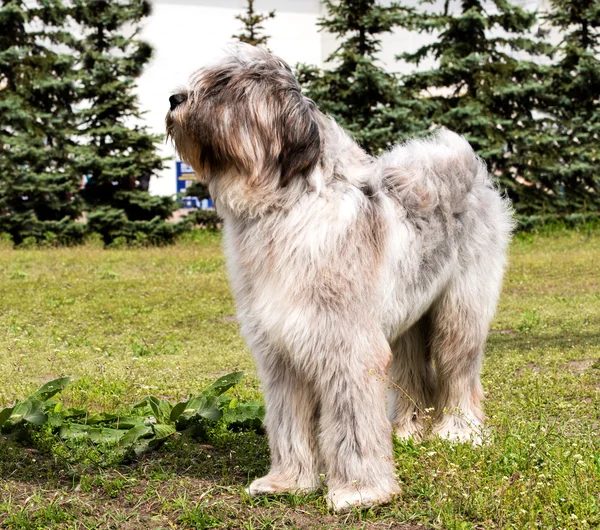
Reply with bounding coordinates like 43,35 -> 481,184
2,434 -> 430,530
0,427 -> 270,491
488,328 -> 600,355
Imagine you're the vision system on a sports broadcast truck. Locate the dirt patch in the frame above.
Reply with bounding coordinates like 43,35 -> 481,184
491,328 -> 517,335
515,362 -> 541,378
563,359 -> 597,375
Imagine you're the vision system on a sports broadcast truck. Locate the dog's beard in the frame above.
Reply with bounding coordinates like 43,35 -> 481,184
166,112 -> 205,181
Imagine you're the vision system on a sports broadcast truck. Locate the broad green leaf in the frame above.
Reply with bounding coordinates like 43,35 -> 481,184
85,412 -> 120,424
60,423 -> 91,441
132,399 -> 151,412
111,416 -> 149,430
25,402 -> 47,425
87,427 -> 127,444
222,401 -> 265,429
0,406 -> 14,428
118,424 -> 153,448
201,371 -> 244,398
131,440 -> 150,457
59,408 -> 142,429
30,377 -> 71,401
153,423 -> 176,440
199,402 -> 223,421
60,423 -> 126,444
85,412 -> 146,429
179,395 -> 207,421
179,395 -> 222,423
169,400 -> 188,422
7,401 -> 32,424
145,396 -> 173,424
11,400 -> 47,425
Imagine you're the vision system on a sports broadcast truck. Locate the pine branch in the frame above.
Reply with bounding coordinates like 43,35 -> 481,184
232,0 -> 275,48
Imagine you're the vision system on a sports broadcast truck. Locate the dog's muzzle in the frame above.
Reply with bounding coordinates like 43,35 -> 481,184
169,93 -> 187,111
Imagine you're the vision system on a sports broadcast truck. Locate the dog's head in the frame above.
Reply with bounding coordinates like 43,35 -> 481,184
166,44 -> 322,190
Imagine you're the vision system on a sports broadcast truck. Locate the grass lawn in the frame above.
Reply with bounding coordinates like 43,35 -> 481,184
0,229 -> 599,529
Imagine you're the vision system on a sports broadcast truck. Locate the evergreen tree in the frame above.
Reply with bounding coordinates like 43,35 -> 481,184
184,180 -> 211,203
399,0 -> 555,214
70,0 -> 178,245
233,0 -> 275,48
0,0 -> 84,245
296,0 -> 427,155
543,0 -> 600,213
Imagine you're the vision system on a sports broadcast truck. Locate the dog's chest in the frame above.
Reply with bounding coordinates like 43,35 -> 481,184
223,220 -> 305,347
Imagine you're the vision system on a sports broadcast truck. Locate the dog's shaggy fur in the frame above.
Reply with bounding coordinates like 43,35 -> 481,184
166,44 -> 513,512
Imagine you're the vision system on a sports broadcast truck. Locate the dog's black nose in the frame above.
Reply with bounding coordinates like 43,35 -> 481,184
169,93 -> 187,111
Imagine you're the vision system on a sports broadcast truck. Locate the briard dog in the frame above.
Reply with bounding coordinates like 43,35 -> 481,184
166,44 -> 513,512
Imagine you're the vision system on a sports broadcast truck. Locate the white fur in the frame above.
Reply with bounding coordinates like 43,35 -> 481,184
219,128 -> 512,512
167,45 -> 513,512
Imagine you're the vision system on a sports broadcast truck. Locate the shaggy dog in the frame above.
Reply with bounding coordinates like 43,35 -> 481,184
166,44 -> 513,512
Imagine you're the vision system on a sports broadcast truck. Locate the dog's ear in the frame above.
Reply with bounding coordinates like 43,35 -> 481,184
278,97 -> 321,187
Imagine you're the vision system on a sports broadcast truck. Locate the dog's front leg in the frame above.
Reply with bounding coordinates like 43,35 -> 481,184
247,353 -> 322,496
315,333 -> 400,512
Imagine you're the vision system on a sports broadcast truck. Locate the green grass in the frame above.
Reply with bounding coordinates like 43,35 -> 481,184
1,228 -> 599,529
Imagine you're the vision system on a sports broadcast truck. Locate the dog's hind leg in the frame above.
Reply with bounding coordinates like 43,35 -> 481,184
388,317 -> 436,441
247,354 -> 322,496
428,254 -> 505,445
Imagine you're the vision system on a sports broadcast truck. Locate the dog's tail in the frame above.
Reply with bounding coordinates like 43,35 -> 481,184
380,128 -> 488,216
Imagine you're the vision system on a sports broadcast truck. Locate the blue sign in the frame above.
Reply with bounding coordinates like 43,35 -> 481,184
176,161 -> 214,209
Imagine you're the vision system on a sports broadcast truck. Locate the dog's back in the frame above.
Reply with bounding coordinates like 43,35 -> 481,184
379,129 -> 489,218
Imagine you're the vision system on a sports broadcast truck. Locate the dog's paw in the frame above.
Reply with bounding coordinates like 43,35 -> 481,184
246,474 -> 319,496
394,419 -> 424,442
326,484 -> 400,513
432,416 -> 486,445
246,476 -> 282,496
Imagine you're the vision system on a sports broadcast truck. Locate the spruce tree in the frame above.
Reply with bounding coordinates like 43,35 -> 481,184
399,0 -> 555,214
0,0 -> 84,245
543,0 -> 600,213
296,0 -> 426,155
71,0 -> 177,245
232,0 -> 275,48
